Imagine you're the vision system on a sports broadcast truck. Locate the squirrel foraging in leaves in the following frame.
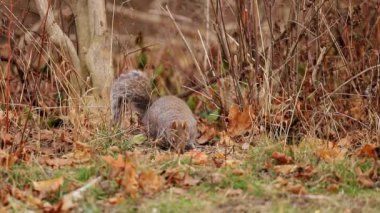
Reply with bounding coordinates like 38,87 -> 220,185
110,70 -> 197,152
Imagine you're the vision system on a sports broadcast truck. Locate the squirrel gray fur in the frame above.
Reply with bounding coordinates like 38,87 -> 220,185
142,96 -> 197,151
110,70 -> 197,152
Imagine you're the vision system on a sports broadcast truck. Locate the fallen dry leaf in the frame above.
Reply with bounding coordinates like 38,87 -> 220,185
74,141 -> 92,151
224,159 -> 242,168
185,150 -> 208,165
103,155 -> 125,170
103,154 -> 141,198
357,174 -> 375,188
108,193 -> 125,205
227,104 -> 254,137
33,176 -> 64,196
286,184 -> 307,195
326,183 -> 340,193
232,168 -> 245,176
224,188 -> 243,197
273,176 -> 289,188
121,155 -> 139,198
197,124 -> 217,145
164,168 -> 183,186
4,184 -> 49,209
109,146 -> 121,153
209,172 -> 225,184
139,169 -> 163,196
39,157 -> 74,168
164,168 -> 199,187
183,174 -> 200,187
62,149 -> 91,164
264,161 -> 273,169
154,152 -> 177,163
355,165 -> 376,188
169,187 -> 187,195
272,151 -> 293,164
294,165 -> 316,180
273,164 -> 299,175
211,152 -> 226,168
357,144 -> 380,159
219,131 -> 236,146
315,146 -> 345,163
336,136 -> 352,151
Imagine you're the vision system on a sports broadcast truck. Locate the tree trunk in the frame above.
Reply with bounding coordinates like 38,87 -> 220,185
35,0 -> 114,107
69,0 -> 114,105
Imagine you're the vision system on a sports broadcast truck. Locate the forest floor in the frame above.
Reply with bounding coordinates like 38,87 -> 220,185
2,118 -> 380,212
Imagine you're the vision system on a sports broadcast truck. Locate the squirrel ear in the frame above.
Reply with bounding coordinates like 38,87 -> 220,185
182,122 -> 188,129
171,121 -> 178,129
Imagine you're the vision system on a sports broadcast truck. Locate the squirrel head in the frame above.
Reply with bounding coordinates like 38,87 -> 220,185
165,121 -> 190,153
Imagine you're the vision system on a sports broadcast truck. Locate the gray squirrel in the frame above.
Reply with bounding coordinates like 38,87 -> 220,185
110,70 -> 197,152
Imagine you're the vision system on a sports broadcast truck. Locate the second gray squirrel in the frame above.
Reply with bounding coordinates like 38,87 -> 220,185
110,70 -> 197,152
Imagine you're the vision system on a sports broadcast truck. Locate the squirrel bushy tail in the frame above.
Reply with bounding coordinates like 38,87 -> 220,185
110,70 -> 151,124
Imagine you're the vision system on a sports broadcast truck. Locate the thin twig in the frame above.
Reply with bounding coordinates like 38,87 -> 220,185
311,46 -> 327,89
5,0 -> 14,133
164,5 -> 203,75
323,64 -> 380,100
